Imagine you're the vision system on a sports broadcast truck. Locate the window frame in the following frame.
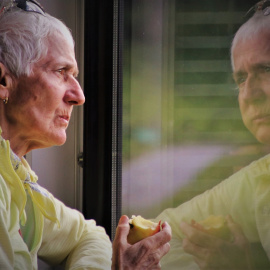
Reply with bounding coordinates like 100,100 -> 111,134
83,0 -> 123,239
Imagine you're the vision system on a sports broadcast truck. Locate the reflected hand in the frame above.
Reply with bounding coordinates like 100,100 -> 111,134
180,215 -> 254,270
112,215 -> 171,270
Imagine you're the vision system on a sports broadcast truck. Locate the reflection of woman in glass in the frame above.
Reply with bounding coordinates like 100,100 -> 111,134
155,1 -> 270,269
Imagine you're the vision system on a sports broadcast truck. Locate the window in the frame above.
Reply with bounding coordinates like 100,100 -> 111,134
83,0 -> 266,238
122,0 -> 263,221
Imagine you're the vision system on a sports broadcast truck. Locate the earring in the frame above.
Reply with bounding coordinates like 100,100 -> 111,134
3,97 -> 8,104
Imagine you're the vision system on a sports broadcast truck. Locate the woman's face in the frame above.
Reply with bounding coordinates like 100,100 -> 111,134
6,33 -> 85,152
233,31 -> 270,145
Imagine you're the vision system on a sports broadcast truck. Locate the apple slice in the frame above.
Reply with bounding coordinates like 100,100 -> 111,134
191,215 -> 233,241
127,215 -> 161,245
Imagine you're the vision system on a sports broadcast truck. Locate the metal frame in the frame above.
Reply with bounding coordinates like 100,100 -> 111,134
83,0 -> 123,239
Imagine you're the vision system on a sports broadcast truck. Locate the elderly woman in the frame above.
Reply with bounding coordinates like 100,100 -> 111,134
0,0 -> 171,269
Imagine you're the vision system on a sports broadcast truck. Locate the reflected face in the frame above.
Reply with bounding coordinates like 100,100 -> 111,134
6,33 -> 85,151
233,31 -> 270,145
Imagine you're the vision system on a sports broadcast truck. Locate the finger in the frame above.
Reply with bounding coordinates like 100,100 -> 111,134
180,221 -> 209,245
182,236 -> 207,259
147,221 -> 172,248
225,215 -> 247,244
180,221 -> 224,249
183,237 -> 221,270
123,221 -> 171,268
148,261 -> 162,270
112,216 -> 131,268
159,241 -> 170,258
113,215 -> 130,244
180,221 -> 197,237
183,238 -> 220,270
140,260 -> 162,270
152,262 -> 162,270
137,243 -> 170,269
128,234 -> 170,268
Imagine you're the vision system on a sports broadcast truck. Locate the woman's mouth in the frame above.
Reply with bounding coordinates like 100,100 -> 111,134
58,115 -> 70,126
253,113 -> 270,123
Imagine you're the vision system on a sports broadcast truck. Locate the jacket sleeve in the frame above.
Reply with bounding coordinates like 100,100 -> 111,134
38,197 -> 112,270
154,161 -> 260,269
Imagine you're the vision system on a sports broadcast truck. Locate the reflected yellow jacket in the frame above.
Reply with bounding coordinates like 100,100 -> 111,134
0,130 -> 112,269
155,154 -> 270,269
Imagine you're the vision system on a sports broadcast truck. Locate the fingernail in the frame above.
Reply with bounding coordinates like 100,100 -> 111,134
119,215 -> 129,223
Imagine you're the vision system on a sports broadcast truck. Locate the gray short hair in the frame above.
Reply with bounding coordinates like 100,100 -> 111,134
231,10 -> 270,70
0,2 -> 74,77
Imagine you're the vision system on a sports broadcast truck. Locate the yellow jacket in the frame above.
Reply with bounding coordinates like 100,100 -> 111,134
0,130 -> 112,269
155,154 -> 270,269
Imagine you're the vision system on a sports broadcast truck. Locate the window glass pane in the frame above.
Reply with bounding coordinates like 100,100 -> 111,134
122,0 -> 264,219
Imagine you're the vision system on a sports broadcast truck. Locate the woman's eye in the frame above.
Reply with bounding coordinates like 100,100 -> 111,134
235,77 -> 246,86
264,66 -> 270,72
59,69 -> 65,74
233,72 -> 247,87
56,68 -> 66,76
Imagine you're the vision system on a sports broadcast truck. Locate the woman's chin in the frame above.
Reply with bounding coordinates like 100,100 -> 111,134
255,132 -> 270,145
49,131 -> 67,146
56,136 -> 67,146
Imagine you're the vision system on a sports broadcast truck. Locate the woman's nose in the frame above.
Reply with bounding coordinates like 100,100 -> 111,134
64,77 -> 85,105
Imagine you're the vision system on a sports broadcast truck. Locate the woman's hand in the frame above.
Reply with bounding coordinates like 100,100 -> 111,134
112,215 -> 171,269
180,215 -> 254,270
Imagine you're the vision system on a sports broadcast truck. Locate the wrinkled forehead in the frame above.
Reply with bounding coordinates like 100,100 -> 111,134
234,31 -> 270,50
232,29 -> 270,70
49,28 -> 74,49
37,33 -> 78,70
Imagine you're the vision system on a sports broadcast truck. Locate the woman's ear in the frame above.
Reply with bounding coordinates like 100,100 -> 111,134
0,63 -> 12,102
